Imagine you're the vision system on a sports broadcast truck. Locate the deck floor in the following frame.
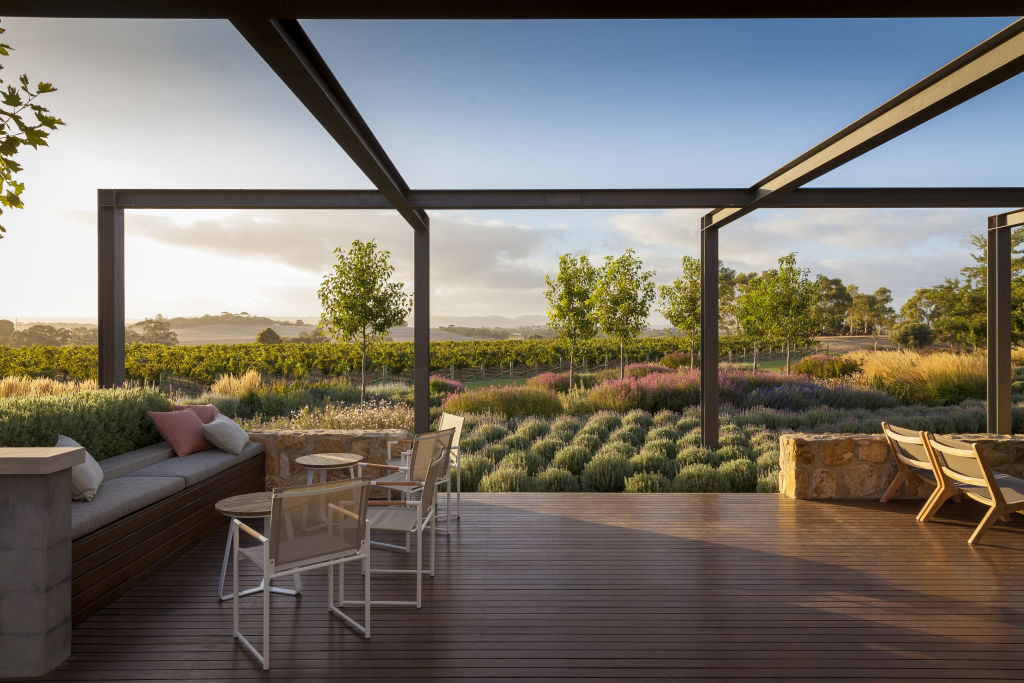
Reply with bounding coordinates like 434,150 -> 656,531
42,493 -> 1024,681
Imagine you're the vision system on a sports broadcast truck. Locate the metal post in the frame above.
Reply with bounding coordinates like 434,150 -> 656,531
413,225 -> 430,434
98,190 -> 125,388
700,218 -> 719,449
987,216 -> 1013,433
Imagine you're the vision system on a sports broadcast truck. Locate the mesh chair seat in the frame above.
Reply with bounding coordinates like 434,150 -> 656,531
957,473 -> 1024,506
238,540 -> 363,572
367,506 -> 419,533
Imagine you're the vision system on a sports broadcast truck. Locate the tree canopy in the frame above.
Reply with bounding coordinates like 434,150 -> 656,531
318,239 -> 411,401
0,20 -> 64,240
544,252 -> 599,385
593,249 -> 656,378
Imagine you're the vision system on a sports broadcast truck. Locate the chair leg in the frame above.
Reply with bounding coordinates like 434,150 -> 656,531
232,525 -> 240,637
879,469 -> 907,503
338,560 -> 345,607
446,474 -> 452,536
218,520 -> 234,599
919,486 -> 956,523
915,485 -> 944,522
327,563 -> 334,609
364,546 -> 371,638
431,514 -> 437,577
968,506 -> 1003,545
416,525 -> 423,608
262,577 -> 270,670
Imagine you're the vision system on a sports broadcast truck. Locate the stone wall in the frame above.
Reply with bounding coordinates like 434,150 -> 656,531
247,429 -> 409,490
780,433 -> 1024,500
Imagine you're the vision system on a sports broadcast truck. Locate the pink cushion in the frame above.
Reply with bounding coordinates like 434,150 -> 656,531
149,410 -> 214,457
173,404 -> 221,424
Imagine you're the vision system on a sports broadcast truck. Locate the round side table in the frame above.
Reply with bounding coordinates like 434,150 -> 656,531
215,491 -> 301,600
296,453 -> 364,485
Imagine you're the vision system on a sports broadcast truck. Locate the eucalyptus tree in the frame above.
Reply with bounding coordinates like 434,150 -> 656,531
544,253 -> 599,386
593,249 -> 656,378
318,239 -> 411,402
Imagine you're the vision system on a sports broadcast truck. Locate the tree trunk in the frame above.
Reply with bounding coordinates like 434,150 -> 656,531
752,343 -> 759,373
568,348 -> 575,388
785,340 -> 791,374
689,339 -> 695,369
360,333 -> 367,404
619,340 -> 625,379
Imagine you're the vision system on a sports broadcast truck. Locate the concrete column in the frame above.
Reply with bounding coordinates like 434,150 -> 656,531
0,447 -> 84,678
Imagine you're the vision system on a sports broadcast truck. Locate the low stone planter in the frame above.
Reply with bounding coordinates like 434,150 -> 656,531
780,432 -> 1024,500
247,428 -> 409,489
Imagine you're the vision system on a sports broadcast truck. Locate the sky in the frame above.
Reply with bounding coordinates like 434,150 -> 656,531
0,16 -> 1022,325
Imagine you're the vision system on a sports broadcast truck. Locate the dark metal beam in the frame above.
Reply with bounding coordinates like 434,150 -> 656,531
231,18 -> 428,231
8,1 -> 1023,18
97,190 -> 125,388
699,218 -> 719,450
413,227 -> 430,434
987,208 -> 1023,434
704,18 -> 1024,231
107,187 -> 1024,211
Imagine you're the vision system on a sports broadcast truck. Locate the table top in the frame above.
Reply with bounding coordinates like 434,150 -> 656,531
296,453 -> 364,469
215,491 -> 272,517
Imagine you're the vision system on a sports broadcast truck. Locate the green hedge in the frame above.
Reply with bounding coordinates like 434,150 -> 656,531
0,387 -> 171,460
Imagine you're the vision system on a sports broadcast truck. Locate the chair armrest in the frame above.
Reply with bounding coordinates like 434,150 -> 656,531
374,480 -> 422,486
233,518 -> 267,543
361,462 -> 403,471
328,502 -> 361,522
368,500 -> 415,507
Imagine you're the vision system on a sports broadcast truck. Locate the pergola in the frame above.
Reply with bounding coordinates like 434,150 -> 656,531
10,2 -> 1024,444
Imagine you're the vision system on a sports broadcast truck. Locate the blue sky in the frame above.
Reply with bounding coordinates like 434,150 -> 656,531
0,17 -> 1020,323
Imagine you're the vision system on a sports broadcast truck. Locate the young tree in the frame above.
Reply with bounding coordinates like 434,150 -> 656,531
734,273 -> 770,372
318,239 -> 411,402
256,327 -> 282,344
592,249 -> 656,378
0,20 -> 65,240
743,254 -> 816,373
658,256 -> 701,368
544,253 -> 599,386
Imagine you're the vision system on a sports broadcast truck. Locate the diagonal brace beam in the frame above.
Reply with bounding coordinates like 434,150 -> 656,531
231,17 -> 428,232
703,17 -> 1024,231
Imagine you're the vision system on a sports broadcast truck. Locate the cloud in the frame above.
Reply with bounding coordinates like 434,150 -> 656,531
606,207 -> 986,304
126,209 -> 552,317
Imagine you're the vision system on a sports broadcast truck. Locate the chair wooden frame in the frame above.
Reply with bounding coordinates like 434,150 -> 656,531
921,433 -> 1024,544
231,478 -> 371,670
880,422 -> 946,521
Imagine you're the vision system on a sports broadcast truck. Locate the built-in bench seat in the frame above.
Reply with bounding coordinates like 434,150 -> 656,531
70,439 -> 266,624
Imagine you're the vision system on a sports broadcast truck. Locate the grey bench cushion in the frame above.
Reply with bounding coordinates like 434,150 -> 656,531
71,476 -> 186,539
100,442 -> 175,480
124,441 -> 264,487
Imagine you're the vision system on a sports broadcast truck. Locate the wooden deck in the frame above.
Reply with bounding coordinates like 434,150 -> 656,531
42,494 -> 1024,681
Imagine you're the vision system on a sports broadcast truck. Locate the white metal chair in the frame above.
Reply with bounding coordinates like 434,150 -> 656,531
358,428 -> 455,547
384,413 -> 465,529
435,412 -> 465,529
363,445 -> 449,608
231,478 -> 371,670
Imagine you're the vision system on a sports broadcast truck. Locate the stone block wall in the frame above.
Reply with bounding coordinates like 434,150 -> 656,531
780,433 -> 1024,500
247,428 -> 409,490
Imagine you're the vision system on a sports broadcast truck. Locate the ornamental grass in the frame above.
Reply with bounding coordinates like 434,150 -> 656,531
0,375 -> 98,397
850,350 -> 986,406
240,399 -> 413,431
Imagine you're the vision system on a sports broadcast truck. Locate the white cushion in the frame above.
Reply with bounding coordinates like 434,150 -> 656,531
57,435 -> 104,502
201,415 -> 251,455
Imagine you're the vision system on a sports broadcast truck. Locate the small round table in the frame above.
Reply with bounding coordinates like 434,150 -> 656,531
215,491 -> 301,600
296,453 -> 364,485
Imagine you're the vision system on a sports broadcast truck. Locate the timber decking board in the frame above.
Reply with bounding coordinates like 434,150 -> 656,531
42,494 -> 1024,681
